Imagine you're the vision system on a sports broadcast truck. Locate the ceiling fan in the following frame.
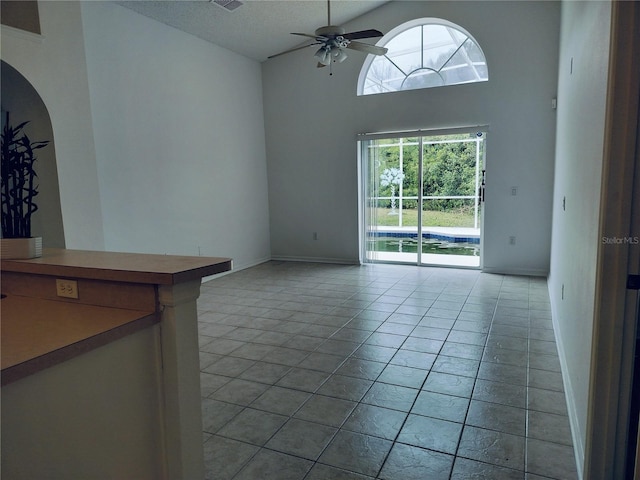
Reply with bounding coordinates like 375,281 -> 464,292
267,0 -> 388,71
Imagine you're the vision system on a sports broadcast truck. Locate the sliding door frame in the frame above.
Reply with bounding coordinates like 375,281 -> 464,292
358,125 -> 489,267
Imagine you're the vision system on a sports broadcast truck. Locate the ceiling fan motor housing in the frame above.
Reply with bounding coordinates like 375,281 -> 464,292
315,25 -> 346,38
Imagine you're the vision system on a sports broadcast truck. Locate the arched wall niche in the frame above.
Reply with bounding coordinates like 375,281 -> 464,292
1,60 -> 65,248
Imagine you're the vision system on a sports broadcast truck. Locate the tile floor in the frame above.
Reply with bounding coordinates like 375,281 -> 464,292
197,261 -> 579,480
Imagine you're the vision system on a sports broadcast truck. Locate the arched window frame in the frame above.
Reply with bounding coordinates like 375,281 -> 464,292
357,18 -> 488,96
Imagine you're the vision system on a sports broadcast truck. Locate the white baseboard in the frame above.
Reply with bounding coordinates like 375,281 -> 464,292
549,284 -> 585,480
201,256 -> 271,283
482,266 -> 549,277
201,255 -> 361,283
270,255 -> 360,265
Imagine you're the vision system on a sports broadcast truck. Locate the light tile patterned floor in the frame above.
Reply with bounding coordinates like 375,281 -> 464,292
198,261 -> 578,480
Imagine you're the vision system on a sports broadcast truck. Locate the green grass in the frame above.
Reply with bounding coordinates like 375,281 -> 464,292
372,208 -> 477,228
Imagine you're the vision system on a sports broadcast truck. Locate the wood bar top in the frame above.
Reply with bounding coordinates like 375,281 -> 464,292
0,248 -> 233,385
1,295 -> 158,385
0,248 -> 232,285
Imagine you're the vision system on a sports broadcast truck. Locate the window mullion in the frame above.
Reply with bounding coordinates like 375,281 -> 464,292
358,19 -> 488,96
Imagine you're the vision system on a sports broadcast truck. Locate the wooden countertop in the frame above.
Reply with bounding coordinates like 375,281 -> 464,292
1,294 -> 158,385
0,248 -> 232,285
1,249 -> 233,385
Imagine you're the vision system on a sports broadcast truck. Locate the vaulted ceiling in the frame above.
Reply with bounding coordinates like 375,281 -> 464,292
117,0 -> 390,62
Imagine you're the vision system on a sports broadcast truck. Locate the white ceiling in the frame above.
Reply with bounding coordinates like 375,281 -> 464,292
116,0 -> 390,62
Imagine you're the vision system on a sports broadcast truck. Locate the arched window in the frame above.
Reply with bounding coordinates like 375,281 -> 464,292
358,18 -> 488,96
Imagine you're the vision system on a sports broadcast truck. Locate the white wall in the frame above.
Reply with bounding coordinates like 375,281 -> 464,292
262,1 -> 560,273
80,2 -> 271,270
548,1 -> 612,474
1,2 -> 104,249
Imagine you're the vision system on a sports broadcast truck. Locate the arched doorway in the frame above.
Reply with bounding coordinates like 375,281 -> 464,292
1,60 -> 65,247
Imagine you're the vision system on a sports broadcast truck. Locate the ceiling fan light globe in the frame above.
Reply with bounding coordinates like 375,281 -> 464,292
314,47 -> 331,66
332,49 -> 348,63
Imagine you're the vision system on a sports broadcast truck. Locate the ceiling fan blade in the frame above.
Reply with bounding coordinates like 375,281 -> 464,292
291,32 -> 320,39
346,41 -> 388,56
343,29 -> 384,40
268,43 -> 319,60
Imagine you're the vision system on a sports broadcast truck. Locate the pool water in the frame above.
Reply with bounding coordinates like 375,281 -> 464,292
369,236 -> 479,256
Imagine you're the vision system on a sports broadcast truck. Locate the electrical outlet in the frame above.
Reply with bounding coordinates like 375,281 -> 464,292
313,232 -> 318,241
56,279 -> 79,299
509,236 -> 516,245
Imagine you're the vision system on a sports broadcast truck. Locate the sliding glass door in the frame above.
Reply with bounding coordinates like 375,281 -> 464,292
360,129 -> 486,267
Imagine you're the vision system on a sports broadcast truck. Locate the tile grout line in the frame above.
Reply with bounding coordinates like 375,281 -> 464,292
226,268 -> 418,479
447,273 -> 505,479
524,279 -> 532,478
199,264 -> 572,479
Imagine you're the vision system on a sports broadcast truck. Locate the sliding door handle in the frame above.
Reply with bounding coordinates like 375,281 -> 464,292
477,186 -> 485,203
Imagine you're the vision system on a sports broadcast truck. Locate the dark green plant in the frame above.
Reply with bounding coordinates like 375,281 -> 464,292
1,112 -> 49,238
